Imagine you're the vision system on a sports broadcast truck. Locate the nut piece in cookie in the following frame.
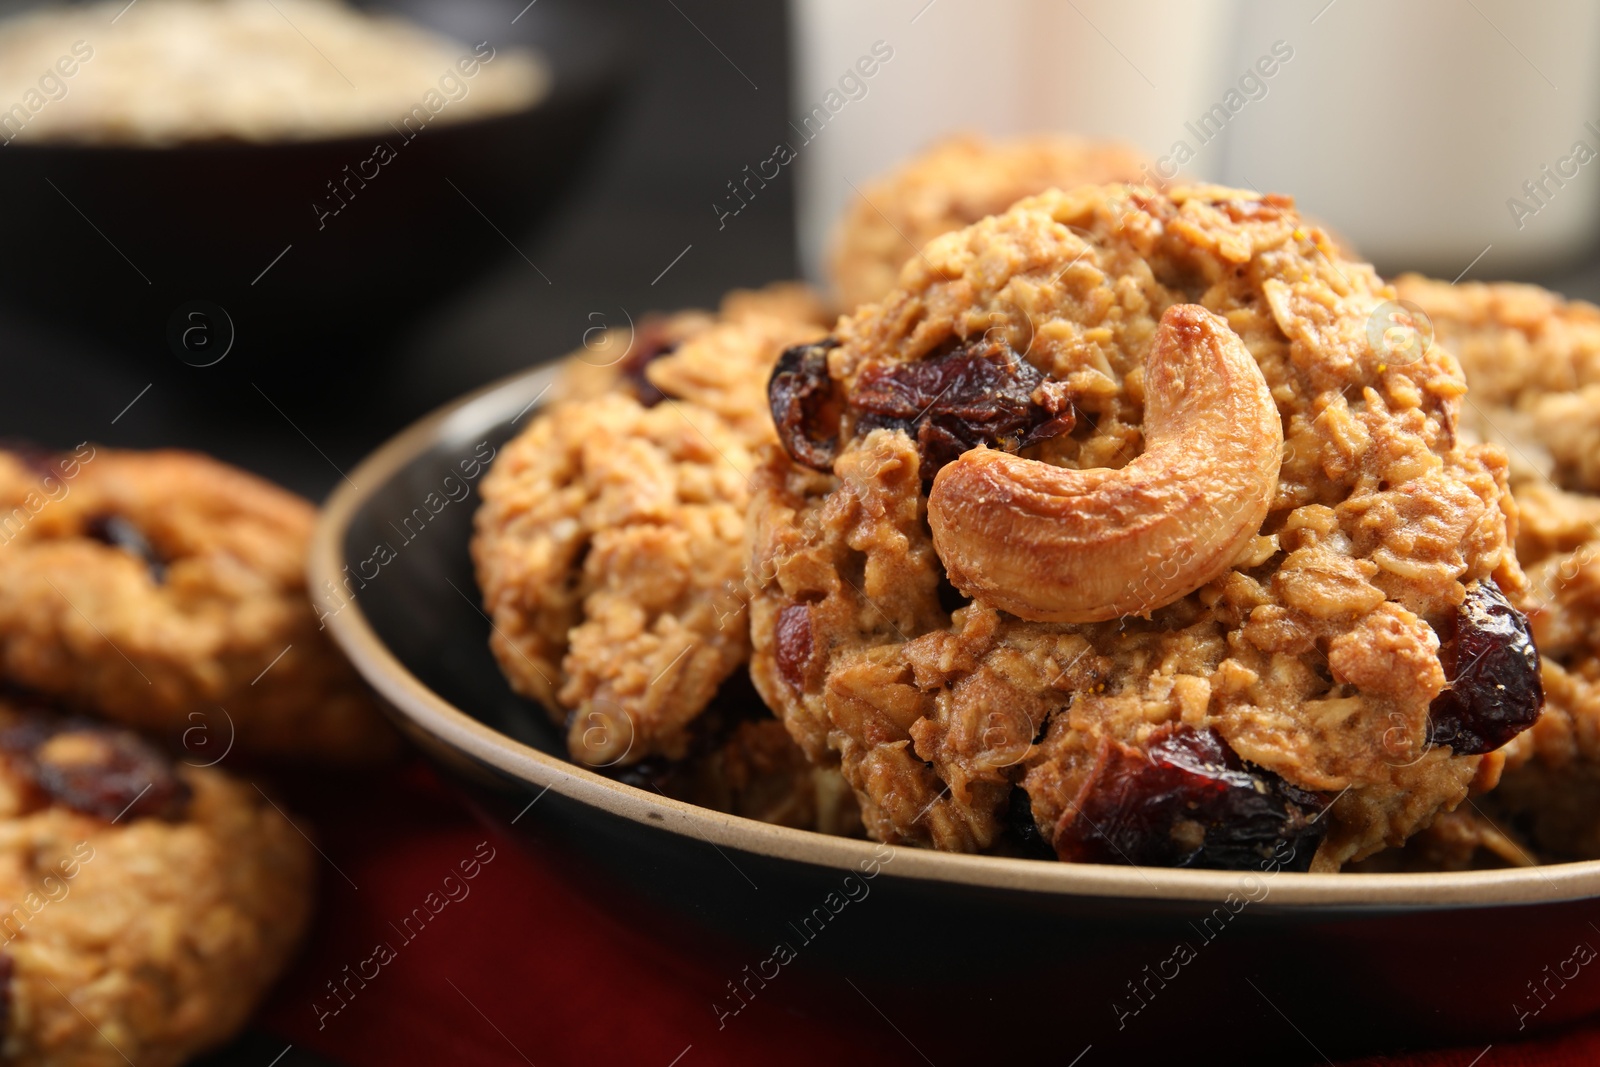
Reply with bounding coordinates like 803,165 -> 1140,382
927,305 -> 1281,622
473,287 -> 827,769
0,446 -> 395,763
0,703 -> 314,1067
750,184 -> 1533,869
828,133 -> 1148,310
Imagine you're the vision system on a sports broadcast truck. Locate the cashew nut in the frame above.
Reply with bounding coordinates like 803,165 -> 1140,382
927,304 -> 1282,623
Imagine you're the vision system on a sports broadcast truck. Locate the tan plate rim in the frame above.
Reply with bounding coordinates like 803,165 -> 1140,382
309,361 -> 1600,910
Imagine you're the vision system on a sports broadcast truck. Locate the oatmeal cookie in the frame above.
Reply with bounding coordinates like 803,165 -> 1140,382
1497,530 -> 1600,856
828,133 -> 1148,311
619,706 -> 862,837
554,282 -> 829,413
1347,805 -> 1535,872
1394,278 -> 1600,858
473,293 -> 826,768
751,184 -> 1533,870
0,446 -> 393,763
0,704 -> 313,1066
1468,482 -> 1600,858
1394,276 -> 1600,493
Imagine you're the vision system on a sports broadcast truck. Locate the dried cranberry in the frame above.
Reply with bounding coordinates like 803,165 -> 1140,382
768,336 -> 1076,478
1427,579 -> 1543,755
1053,724 -> 1325,870
769,338 -> 843,471
85,514 -> 167,583
0,713 -> 190,822
774,603 -> 814,691
618,317 -> 678,407
852,337 -> 1075,483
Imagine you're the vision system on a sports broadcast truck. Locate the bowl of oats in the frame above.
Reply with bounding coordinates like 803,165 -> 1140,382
0,0 -> 622,367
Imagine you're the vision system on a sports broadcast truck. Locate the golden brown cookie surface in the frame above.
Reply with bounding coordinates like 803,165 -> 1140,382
0,446 -> 393,763
753,185 -> 1531,870
1396,277 -> 1600,859
1395,275 -> 1600,493
473,285 -> 827,768
553,282 -> 830,413
0,705 -> 313,1067
1483,485 -> 1600,857
828,133 -> 1148,311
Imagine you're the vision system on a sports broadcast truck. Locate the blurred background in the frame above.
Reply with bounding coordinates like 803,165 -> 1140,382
0,0 -> 794,500
0,0 -> 1596,505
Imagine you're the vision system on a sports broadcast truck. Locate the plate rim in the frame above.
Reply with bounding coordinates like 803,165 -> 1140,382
309,360 -> 1600,910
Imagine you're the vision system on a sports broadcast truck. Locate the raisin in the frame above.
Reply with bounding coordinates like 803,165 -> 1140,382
852,337 -> 1075,482
613,671 -> 768,798
769,338 -> 843,471
0,713 -> 190,822
769,336 -> 1076,478
85,514 -> 167,583
1006,786 -> 1055,860
1427,579 -> 1543,755
618,316 -> 678,407
1053,724 -> 1324,870
774,603 -> 814,691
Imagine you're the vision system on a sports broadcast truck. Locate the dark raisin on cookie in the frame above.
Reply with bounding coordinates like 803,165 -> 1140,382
851,337 -> 1075,483
1006,786 -> 1056,860
1427,578 -> 1543,755
770,336 -> 1077,479
613,672 -> 770,798
774,603 -> 814,691
769,338 -> 844,472
85,514 -> 168,584
1052,724 -> 1325,871
0,714 -> 190,822
617,316 -> 679,407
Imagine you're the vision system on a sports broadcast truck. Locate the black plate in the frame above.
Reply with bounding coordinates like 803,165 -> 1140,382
313,364 -> 1600,1066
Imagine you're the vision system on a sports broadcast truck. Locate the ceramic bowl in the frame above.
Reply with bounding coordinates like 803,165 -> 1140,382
311,363 -> 1600,1066
0,0 -> 623,379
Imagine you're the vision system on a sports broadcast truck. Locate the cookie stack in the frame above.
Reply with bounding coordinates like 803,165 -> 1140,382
476,132 -> 1597,875
0,445 -> 395,1064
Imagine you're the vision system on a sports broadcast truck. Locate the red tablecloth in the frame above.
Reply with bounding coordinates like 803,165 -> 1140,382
257,762 -> 1600,1067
